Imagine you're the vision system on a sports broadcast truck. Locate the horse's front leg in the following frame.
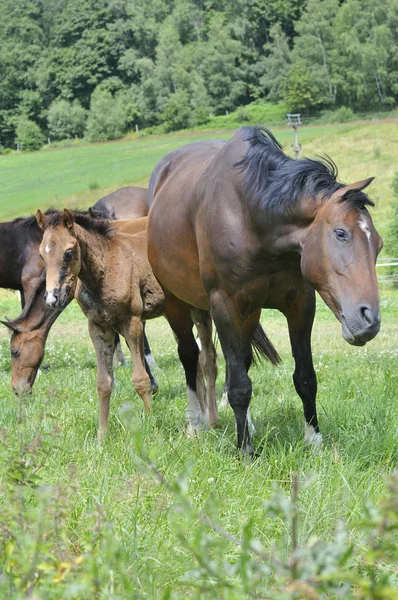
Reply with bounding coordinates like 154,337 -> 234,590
125,316 -> 152,413
284,286 -> 321,448
210,291 -> 260,455
88,321 -> 116,439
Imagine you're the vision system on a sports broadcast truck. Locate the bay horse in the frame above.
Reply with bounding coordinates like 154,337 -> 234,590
36,211 -> 221,437
147,126 -> 383,455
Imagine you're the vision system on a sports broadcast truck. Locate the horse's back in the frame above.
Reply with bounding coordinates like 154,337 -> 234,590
93,186 -> 148,220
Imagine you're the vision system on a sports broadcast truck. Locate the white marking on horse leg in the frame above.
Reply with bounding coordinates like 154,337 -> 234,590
186,387 -> 205,437
145,352 -> 158,370
247,407 -> 255,435
220,391 -> 229,408
304,423 -> 323,448
196,336 -> 202,351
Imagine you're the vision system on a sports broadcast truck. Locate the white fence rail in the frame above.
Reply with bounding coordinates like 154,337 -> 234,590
376,258 -> 398,283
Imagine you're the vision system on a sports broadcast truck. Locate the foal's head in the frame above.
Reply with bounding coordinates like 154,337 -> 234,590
37,209 -> 81,308
1,320 -> 45,394
301,178 -> 383,345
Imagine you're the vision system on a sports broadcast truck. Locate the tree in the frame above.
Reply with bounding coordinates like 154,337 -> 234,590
292,0 -> 340,107
47,99 -> 87,140
15,118 -> 45,151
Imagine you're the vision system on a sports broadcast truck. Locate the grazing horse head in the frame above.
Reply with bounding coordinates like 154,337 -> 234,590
1,320 -> 45,394
37,209 -> 80,308
300,178 -> 383,346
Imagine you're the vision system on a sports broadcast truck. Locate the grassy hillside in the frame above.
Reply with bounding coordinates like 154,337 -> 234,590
1,119 -> 396,240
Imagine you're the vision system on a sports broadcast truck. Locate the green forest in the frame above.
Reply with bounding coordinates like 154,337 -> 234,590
1,0 -> 397,150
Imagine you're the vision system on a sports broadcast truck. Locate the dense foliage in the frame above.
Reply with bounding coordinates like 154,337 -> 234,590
0,0 -> 397,147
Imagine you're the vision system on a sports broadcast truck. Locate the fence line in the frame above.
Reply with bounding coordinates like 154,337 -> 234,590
376,257 -> 398,283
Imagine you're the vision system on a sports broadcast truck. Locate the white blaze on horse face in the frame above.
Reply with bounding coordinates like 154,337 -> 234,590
304,423 -> 323,448
358,218 -> 371,240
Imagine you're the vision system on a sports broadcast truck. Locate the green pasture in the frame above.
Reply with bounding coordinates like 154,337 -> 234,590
0,121 -> 397,596
0,285 -> 397,596
1,119 -> 397,241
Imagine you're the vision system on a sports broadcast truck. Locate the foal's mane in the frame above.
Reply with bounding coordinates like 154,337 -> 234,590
236,127 -> 374,213
13,207 -> 112,229
45,210 -> 114,237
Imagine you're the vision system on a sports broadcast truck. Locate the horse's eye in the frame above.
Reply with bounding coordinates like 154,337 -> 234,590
11,348 -> 20,358
335,229 -> 347,241
64,249 -> 73,261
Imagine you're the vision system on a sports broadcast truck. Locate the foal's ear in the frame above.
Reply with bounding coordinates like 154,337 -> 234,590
331,177 -> 375,202
0,318 -> 19,332
36,209 -> 47,230
62,209 -> 75,231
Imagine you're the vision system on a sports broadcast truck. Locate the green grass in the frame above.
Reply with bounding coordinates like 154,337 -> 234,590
0,120 -> 397,596
0,288 -> 397,596
1,119 -> 397,240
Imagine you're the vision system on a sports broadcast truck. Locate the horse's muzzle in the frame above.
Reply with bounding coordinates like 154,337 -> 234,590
12,381 -> 33,396
45,288 -> 69,308
341,304 -> 381,346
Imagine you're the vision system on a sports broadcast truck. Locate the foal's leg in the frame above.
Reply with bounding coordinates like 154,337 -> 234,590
192,308 -> 219,428
125,316 -> 152,413
284,286 -> 321,447
88,321 -> 116,438
210,291 -> 260,455
164,294 -> 205,435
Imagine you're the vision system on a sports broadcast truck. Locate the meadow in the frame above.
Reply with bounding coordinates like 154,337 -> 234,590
0,121 -> 397,597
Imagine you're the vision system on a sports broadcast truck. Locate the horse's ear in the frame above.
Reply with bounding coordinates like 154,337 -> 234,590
331,177 -> 375,202
36,209 -> 47,230
0,318 -> 18,332
63,209 -> 75,231
88,207 -> 95,218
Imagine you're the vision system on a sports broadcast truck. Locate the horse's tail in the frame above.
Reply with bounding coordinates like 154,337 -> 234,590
251,323 -> 281,366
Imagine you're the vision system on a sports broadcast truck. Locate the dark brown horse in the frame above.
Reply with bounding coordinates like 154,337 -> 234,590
1,187 -> 156,394
147,126 -> 383,455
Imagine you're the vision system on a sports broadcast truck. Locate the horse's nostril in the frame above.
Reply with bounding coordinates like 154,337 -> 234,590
359,305 -> 379,328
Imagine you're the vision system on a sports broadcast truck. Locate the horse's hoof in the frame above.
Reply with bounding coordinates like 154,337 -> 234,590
239,442 -> 255,460
186,416 -> 206,438
209,420 -> 221,429
97,427 -> 108,444
150,382 -> 159,395
304,424 -> 323,449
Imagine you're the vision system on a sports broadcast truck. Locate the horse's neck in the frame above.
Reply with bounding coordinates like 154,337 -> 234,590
252,197 -> 320,254
75,225 -> 109,291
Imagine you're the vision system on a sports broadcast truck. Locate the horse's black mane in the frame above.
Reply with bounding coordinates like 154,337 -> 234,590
236,127 -> 374,214
13,207 -> 112,235
46,210 -> 114,236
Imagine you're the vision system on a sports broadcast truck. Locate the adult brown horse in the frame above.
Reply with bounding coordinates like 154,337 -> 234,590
147,126 -> 383,455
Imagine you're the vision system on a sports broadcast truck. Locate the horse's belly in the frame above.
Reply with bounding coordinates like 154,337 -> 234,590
147,210 -> 210,310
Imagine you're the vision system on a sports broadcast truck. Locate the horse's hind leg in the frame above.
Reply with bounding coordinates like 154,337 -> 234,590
164,294 -> 205,435
192,308 -> 219,428
284,286 -> 321,447
125,316 -> 152,413
88,321 -> 116,439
